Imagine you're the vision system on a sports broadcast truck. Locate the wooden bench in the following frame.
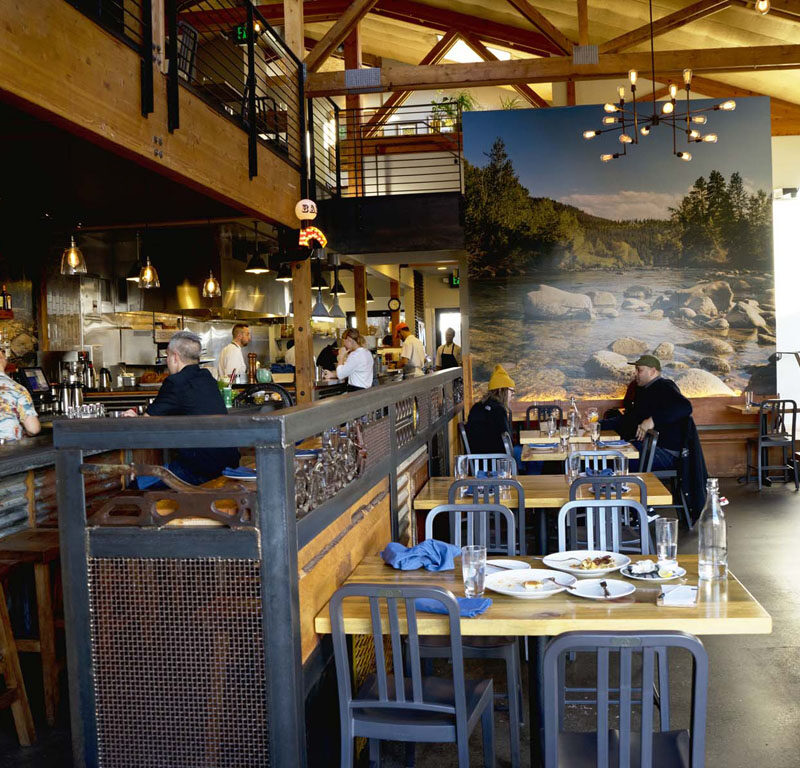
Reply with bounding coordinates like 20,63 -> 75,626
0,559 -> 35,745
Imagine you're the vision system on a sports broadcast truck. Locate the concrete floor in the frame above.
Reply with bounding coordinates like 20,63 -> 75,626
0,479 -> 798,766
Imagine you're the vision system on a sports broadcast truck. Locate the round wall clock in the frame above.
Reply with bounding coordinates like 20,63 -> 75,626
388,297 -> 401,311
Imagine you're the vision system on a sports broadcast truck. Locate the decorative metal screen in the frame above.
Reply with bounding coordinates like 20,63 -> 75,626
362,411 -> 392,472
88,557 -> 269,768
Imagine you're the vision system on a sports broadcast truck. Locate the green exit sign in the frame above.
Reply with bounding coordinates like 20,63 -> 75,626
234,23 -> 248,43
449,271 -> 460,288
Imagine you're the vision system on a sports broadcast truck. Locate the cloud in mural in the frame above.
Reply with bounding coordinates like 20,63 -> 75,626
557,190 -> 683,220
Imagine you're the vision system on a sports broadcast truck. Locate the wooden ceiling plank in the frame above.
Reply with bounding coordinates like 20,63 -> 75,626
305,44 -> 800,95
577,0 -> 589,46
504,0 -> 575,55
599,0 -> 731,55
363,30 -> 460,137
460,32 -> 549,107
306,35 -> 381,66
305,0 -> 380,72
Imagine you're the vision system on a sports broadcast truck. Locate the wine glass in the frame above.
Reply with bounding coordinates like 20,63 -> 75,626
590,421 -> 601,446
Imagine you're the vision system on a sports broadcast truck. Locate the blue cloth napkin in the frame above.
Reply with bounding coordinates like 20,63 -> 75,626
475,469 -> 497,479
270,363 -> 295,373
531,442 -> 559,449
585,467 -> 614,477
598,440 -> 627,447
414,597 -> 493,617
381,540 -> 461,571
223,466 -> 257,478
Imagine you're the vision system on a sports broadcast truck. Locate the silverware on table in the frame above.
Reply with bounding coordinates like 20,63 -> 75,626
599,580 -> 611,599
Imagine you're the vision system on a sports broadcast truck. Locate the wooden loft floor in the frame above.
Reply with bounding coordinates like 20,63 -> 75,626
0,0 -> 301,228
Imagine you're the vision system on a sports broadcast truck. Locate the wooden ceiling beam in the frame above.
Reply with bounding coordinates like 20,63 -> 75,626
305,0 -> 379,72
577,0 -> 589,46
599,0 -> 731,55
504,0 -> 574,55
306,43 -> 800,96
305,36 -> 381,66
459,32 -> 549,107
363,30 -> 460,137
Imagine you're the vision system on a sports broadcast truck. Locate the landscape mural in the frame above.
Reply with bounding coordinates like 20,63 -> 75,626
462,98 -> 776,401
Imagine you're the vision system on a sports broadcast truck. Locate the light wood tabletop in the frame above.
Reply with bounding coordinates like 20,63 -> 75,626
412,473 -> 673,509
520,443 -> 639,463
519,430 -> 620,445
313,554 -> 772,637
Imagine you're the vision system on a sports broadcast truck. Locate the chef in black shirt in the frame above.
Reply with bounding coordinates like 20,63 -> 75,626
124,330 -> 239,487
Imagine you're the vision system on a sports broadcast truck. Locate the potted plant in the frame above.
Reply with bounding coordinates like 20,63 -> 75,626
430,91 -> 478,131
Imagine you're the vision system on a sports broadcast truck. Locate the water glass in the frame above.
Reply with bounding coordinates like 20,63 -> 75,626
496,458 -> 515,501
455,455 -> 470,498
566,449 -> 581,483
655,518 -> 679,563
744,390 -> 754,410
590,422 -> 601,445
547,417 -> 557,438
461,545 -> 487,598
614,455 -> 629,476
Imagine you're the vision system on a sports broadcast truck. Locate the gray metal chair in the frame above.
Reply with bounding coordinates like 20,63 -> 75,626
501,431 -> 515,459
564,449 -> 627,474
558,498 -> 650,554
330,583 -> 495,768
458,421 -> 472,454
745,399 -> 799,490
542,631 -> 709,768
638,429 -> 659,472
569,475 -> 652,554
423,504 -> 522,767
449,479 -> 527,555
525,404 -> 564,429
459,453 -> 514,475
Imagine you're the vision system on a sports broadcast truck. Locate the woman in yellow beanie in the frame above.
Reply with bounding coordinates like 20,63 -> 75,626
465,364 -> 516,456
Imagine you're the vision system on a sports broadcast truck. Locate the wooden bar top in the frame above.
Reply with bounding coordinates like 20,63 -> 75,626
314,554 -> 771,637
412,474 -> 672,509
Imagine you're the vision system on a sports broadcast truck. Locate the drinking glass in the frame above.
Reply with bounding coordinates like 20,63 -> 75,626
566,448 -> 581,483
655,518 -> 679,563
586,407 -> 599,424
547,417 -> 557,439
455,455 -> 470,498
461,545 -> 487,598
744,390 -> 754,410
590,422 -> 601,446
614,455 -> 629,476
496,458 -> 515,501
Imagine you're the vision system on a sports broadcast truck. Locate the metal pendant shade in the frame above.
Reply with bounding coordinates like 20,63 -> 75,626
329,292 -> 346,319
202,270 -> 222,298
245,251 -> 270,274
275,262 -> 293,282
366,290 -> 374,303
60,235 -> 87,276
311,287 -> 332,320
138,256 -> 160,289
330,277 -> 346,294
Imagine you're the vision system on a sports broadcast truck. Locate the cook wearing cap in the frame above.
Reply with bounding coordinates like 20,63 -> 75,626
396,322 -> 426,377
602,353 -> 693,470
465,364 -> 518,457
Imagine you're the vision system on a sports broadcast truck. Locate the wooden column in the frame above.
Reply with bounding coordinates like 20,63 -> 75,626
292,260 -> 314,404
353,265 -> 368,334
344,25 -> 363,196
390,279 -> 400,339
282,0 -> 304,58
577,0 -> 589,46
566,80 -> 576,106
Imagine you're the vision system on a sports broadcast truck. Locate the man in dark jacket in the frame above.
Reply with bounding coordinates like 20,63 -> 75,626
125,330 -> 239,487
603,355 -> 692,470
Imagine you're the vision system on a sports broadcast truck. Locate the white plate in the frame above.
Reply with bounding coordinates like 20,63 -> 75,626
222,471 -> 257,481
572,578 -> 635,600
621,564 -> 687,581
485,568 -> 576,599
542,550 -> 630,577
486,559 -> 529,574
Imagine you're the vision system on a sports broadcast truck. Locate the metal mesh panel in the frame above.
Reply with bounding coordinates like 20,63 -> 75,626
88,557 -> 268,768
362,415 -> 391,472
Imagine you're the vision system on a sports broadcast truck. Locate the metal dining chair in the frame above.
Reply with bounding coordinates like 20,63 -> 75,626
457,453 -> 514,475
449,478 -> 527,555
542,631 -> 709,768
564,449 -> 627,474
458,421 -> 472,454
557,498 -> 650,554
638,429 -> 659,472
330,583 -> 496,768
745,399 -> 799,490
422,504 -> 522,767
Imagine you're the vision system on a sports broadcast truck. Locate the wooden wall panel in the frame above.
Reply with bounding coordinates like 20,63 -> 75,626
0,0 -> 300,226
297,478 -> 391,662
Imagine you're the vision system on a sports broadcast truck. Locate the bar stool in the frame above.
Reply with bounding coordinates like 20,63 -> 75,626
0,559 -> 36,745
0,529 -> 62,726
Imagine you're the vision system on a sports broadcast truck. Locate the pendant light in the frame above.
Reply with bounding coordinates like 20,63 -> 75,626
127,232 -> 143,282
60,235 -> 87,275
202,270 -> 222,298
330,276 -> 346,294
366,289 -> 374,304
311,287 -> 332,320
138,256 -> 160,289
312,264 -> 329,291
329,292 -> 346,319
275,262 -> 293,282
245,222 -> 270,274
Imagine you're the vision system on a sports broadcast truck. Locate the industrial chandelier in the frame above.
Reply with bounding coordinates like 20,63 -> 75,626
582,0 -> 735,162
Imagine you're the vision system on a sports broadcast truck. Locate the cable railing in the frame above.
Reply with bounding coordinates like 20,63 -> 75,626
66,0 -> 147,49
309,101 -> 464,199
172,0 -> 304,172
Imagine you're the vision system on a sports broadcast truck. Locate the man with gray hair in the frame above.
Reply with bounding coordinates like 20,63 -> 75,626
125,330 -> 239,486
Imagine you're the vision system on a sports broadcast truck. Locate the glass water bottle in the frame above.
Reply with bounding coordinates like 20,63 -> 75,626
698,477 -> 727,580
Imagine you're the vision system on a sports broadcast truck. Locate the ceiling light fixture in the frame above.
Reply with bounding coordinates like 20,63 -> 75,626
329,292 -> 346,319
245,223 -> 270,274
138,255 -> 160,289
202,270 -> 221,298
755,0 -> 770,14
311,287 -> 332,320
583,0 -> 734,163
275,262 -> 293,282
330,277 -> 346,294
60,235 -> 87,276
127,232 -> 142,282
366,290 -> 375,303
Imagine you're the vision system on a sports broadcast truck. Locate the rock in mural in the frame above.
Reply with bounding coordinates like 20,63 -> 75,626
584,351 -> 632,382
609,337 -> 648,356
524,284 -> 593,320
586,290 -> 617,307
673,368 -> 735,397
727,301 -> 768,329
624,285 -> 653,299
698,356 -> 732,374
681,338 -> 735,356
653,342 -> 674,360
621,298 -> 650,311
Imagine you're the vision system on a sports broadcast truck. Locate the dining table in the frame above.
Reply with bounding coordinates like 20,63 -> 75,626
314,552 -> 772,767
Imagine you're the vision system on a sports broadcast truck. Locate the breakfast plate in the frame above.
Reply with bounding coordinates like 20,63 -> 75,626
542,550 -> 630,577
485,568 -> 576,599
572,578 -> 635,600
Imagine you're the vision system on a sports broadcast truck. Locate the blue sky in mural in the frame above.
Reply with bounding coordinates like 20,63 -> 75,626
462,97 -> 772,220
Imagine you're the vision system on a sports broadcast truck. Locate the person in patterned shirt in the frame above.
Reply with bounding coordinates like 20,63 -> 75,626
0,348 -> 41,441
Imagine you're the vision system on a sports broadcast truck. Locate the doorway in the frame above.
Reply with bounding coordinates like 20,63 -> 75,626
435,308 -> 461,349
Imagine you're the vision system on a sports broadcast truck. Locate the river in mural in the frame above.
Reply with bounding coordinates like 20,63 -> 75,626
462,98 -> 776,401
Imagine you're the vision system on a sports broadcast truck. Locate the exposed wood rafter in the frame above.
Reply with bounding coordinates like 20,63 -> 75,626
305,0 -> 379,72
577,0 -> 589,46
306,44 -> 800,96
504,0 -> 574,55
459,32 -> 549,107
600,0 -> 731,54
